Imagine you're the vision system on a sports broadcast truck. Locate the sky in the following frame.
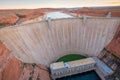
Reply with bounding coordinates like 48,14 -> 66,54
0,0 -> 120,9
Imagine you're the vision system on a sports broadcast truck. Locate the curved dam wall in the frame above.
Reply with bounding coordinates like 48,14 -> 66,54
0,18 -> 119,65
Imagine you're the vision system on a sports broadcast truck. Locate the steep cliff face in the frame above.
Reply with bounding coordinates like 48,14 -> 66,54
0,14 -> 19,27
1,57 -> 22,80
65,7 -> 120,17
0,41 -> 50,80
0,8 -> 58,27
19,64 -> 50,80
106,25 -> 120,57
0,41 -> 22,80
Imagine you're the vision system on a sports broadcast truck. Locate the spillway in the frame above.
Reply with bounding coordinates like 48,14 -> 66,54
0,17 -> 119,65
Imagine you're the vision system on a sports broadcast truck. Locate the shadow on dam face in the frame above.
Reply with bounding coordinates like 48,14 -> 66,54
0,18 -> 120,65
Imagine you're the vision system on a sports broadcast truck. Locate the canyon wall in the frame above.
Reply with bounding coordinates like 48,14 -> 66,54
0,18 -> 119,65
106,25 -> 120,57
0,41 -> 50,80
0,41 -> 22,80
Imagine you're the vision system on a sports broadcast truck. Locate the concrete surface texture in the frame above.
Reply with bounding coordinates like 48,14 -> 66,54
0,18 -> 119,65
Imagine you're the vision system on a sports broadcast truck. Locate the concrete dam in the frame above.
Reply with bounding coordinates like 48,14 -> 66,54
0,17 -> 119,65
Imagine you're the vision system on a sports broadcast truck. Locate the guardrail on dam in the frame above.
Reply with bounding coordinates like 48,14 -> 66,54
0,18 -> 119,65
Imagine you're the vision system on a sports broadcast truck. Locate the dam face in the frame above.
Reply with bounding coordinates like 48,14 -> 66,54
0,18 -> 119,65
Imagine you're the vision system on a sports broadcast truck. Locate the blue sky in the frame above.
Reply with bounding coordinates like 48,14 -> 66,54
0,0 -> 120,9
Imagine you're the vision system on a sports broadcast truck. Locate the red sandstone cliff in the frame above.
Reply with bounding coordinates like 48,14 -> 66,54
106,25 -> 120,57
0,8 -> 58,26
0,7 -> 120,27
0,41 -> 22,80
0,14 -> 19,27
0,41 -> 50,80
64,7 -> 120,17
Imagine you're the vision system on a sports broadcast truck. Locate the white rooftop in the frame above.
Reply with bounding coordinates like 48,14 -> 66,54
50,62 -> 64,70
44,12 -> 74,20
68,58 -> 96,68
50,58 -> 96,70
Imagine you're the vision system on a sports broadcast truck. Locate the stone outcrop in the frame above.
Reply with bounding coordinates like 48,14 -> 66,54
0,41 -> 22,80
16,12 -> 45,24
64,7 -> 120,17
0,41 -> 50,80
1,57 -> 22,80
0,8 -> 58,27
106,25 -> 120,57
0,14 -> 19,27
19,64 -> 50,80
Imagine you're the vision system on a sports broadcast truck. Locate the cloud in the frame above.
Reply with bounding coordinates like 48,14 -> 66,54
109,2 -> 120,5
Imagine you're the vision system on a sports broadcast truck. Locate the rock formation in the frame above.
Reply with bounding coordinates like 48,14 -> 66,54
0,41 -> 50,80
106,25 -> 120,57
0,14 -> 19,27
